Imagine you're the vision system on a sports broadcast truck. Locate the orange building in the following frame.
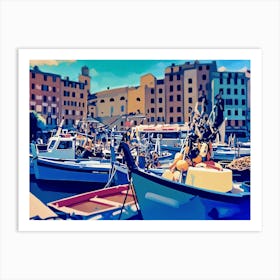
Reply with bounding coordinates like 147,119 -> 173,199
30,66 -> 89,128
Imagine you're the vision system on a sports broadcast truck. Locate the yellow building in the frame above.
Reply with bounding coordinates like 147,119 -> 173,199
127,74 -> 156,115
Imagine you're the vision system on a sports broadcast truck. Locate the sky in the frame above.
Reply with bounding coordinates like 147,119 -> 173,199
30,60 -> 250,93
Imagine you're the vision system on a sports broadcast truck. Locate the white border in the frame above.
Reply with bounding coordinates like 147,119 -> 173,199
18,48 -> 262,231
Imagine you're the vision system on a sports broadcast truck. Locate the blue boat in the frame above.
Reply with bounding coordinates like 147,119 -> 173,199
119,142 -> 250,220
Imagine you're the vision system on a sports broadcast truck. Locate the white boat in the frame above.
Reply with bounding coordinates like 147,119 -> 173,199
30,139 -> 129,184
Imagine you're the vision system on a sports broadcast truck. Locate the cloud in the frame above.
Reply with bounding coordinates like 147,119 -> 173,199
237,67 -> 249,72
218,66 -> 227,72
89,68 -> 99,77
30,60 -> 76,67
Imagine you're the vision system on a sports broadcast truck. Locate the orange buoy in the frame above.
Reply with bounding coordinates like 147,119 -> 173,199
176,160 -> 189,171
193,155 -> 202,164
169,153 -> 183,170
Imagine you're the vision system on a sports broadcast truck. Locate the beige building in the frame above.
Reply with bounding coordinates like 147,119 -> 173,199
184,69 -> 198,123
95,87 -> 129,117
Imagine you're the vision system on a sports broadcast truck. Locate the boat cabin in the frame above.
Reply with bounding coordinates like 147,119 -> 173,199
35,135 -> 76,159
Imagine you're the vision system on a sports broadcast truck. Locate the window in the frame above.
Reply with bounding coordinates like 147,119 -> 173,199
52,107 -> 56,114
241,89 -> 245,95
84,80 -> 88,85
220,78 -> 223,84
52,76 -> 56,82
170,117 -> 174,123
31,94 -> 35,100
177,74 -> 180,80
80,111 -> 83,116
41,84 -> 48,91
31,83 -> 35,89
158,88 -> 163,94
44,75 -> 47,81
151,117 -> 155,122
43,95 -> 47,102
177,116 -> 182,123
188,87 -> 192,93
43,106 -> 47,114
170,107 -> 173,113
71,101 -> 74,106
235,110 -> 238,116
177,107 -> 181,113
206,65 -> 210,70
32,72 -> 35,79
64,101 -> 67,106
82,103 -> 84,107
242,120 -> 246,126
242,99 -> 246,105
170,85 -> 173,92
198,66 -> 202,70
235,99 -> 238,105
177,95 -> 181,101
159,98 -> 163,103
79,84 -> 84,89
72,92 -> 75,97
53,87 -> 56,93
188,78 -> 192,84
65,109 -> 69,115
234,89 -> 238,95
235,120 -> 239,126
136,97 -> 141,102
52,96 -> 56,102
151,89 -> 154,94
80,93 -> 84,99
72,110 -> 75,116
151,98 -> 155,103
57,141 -> 72,150
120,96 -> 125,100
31,105 -> 35,110
188,97 -> 192,103
121,105 -> 125,112
226,99 -> 233,105
188,107 -> 192,113
100,99 -> 105,103
227,88 -> 231,95
202,74 -> 207,80
159,107 -> 163,113
151,108 -> 155,113
177,85 -> 181,91
242,110 -> 246,116
241,79 -> 245,85
169,96 -> 173,102
169,75 -> 173,82
64,91 -> 70,97
227,110 -> 231,116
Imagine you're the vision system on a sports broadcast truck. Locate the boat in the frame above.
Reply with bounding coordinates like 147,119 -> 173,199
119,142 -> 250,220
47,184 -> 139,220
30,140 -> 129,184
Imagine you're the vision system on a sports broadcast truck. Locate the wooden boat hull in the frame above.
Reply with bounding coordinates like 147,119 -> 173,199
47,185 -> 138,220
131,168 -> 250,220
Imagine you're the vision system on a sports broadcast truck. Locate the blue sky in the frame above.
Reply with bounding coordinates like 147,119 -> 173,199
30,60 -> 250,93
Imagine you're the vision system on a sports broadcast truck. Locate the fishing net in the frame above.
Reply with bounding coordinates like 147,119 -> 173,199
226,156 -> 251,171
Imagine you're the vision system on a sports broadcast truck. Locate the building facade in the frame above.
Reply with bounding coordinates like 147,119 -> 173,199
30,66 -> 89,128
30,66 -> 61,127
211,71 -> 250,138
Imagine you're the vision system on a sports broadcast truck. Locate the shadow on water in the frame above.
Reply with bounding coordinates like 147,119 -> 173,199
30,175 -> 106,204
